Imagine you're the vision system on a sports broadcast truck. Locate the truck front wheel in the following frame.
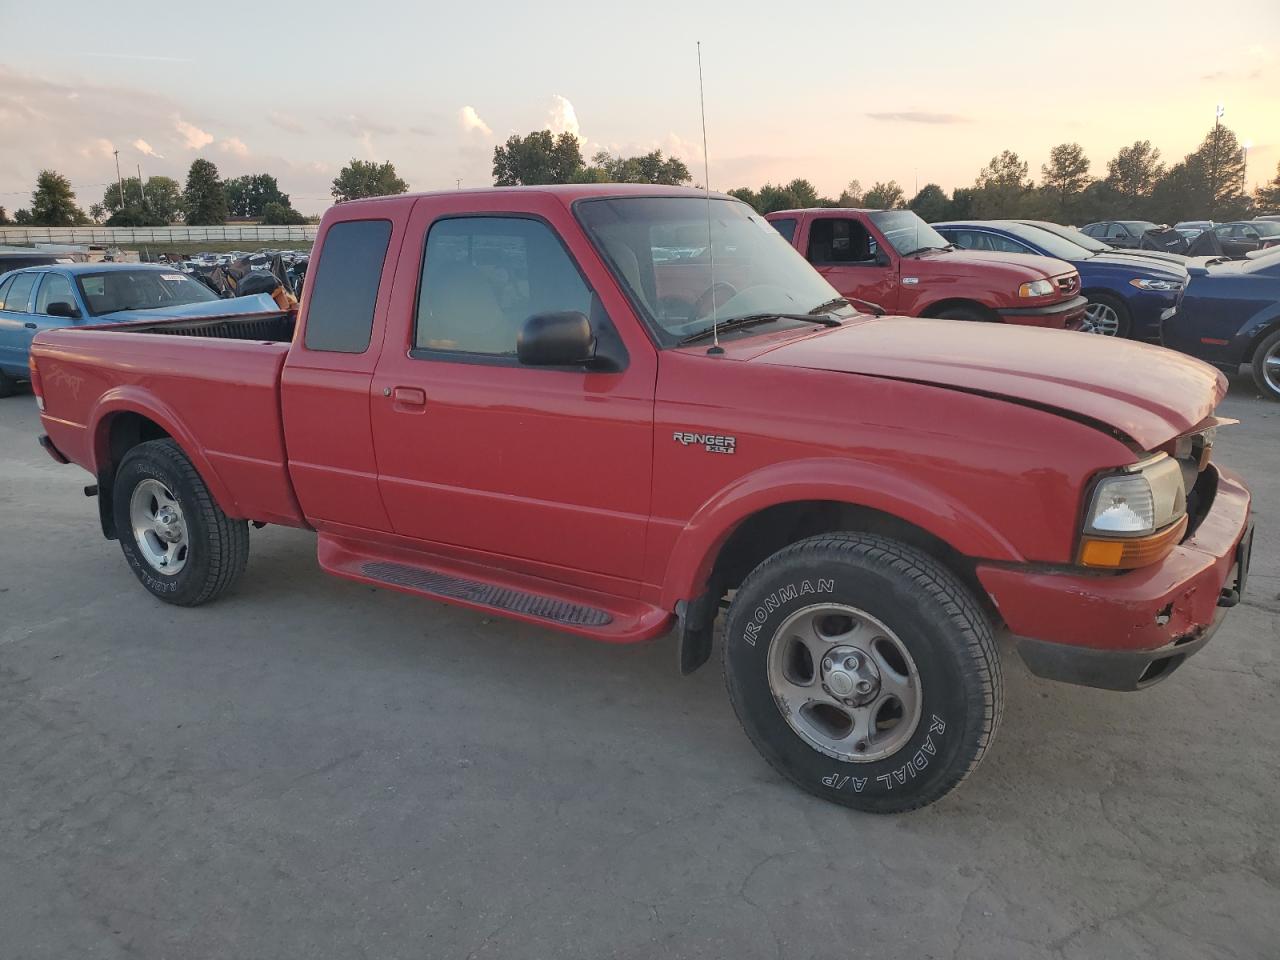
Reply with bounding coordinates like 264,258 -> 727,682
112,439 -> 249,606
723,533 -> 1001,813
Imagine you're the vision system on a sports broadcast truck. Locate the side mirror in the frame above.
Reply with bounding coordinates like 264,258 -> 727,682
518,311 -> 596,367
45,301 -> 81,319
873,249 -> 891,267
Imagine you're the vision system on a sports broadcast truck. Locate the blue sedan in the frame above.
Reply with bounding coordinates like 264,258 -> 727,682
934,220 -> 1188,340
0,263 -> 277,396
1163,249 -> 1280,401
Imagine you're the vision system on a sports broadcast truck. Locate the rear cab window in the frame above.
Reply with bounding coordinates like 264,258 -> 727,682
770,218 -> 798,244
304,219 -> 393,353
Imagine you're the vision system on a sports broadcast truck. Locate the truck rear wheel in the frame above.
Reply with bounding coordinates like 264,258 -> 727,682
723,533 -> 1001,813
112,439 -> 249,606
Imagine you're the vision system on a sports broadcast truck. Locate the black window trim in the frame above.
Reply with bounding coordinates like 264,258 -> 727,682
408,210 -> 627,372
302,216 -> 393,354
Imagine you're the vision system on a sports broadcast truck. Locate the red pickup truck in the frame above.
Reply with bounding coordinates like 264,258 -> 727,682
32,185 -> 1252,813
766,207 -> 1089,328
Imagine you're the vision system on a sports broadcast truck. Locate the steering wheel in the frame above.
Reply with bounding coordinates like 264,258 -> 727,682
693,281 -> 739,319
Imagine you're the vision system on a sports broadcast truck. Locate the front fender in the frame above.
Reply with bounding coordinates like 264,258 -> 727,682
88,386 -> 240,516
659,456 -> 1022,607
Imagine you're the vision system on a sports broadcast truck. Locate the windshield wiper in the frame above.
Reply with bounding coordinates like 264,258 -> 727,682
677,312 -> 841,346
898,245 -> 945,258
809,296 -> 884,317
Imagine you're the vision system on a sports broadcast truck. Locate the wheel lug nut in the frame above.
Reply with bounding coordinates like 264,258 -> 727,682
844,657 -> 858,669
822,658 -> 833,670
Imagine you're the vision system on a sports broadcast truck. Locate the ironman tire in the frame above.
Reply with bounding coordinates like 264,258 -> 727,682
723,533 -> 1002,813
112,438 -> 249,606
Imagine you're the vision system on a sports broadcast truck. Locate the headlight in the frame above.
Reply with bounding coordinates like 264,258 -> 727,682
1129,278 -> 1182,292
1018,279 -> 1055,298
1078,455 -> 1188,568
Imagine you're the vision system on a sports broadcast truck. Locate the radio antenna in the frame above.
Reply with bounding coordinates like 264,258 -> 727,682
697,41 -> 722,355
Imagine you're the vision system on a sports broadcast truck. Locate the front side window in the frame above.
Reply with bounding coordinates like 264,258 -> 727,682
415,216 -> 591,357
304,219 -> 392,353
0,275 -> 14,310
3,272 -> 38,313
36,274 -> 77,315
808,218 -> 879,263
576,196 -> 845,346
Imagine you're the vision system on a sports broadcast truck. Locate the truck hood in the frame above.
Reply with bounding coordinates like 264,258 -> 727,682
750,318 -> 1225,450
95,293 -> 278,323
910,247 -> 1075,283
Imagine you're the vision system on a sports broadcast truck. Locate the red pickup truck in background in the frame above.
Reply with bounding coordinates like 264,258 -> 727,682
767,207 -> 1089,328
32,185 -> 1252,813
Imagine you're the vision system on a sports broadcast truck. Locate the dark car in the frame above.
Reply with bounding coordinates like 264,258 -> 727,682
1212,221 -> 1280,258
934,220 -> 1187,340
1162,248 -> 1280,400
1081,220 -> 1160,249
0,252 -> 67,276
1018,220 -> 1190,268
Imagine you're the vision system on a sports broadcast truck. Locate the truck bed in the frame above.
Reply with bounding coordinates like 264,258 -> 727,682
32,312 -> 306,528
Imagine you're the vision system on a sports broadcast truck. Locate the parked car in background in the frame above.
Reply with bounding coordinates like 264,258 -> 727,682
1017,220 -> 1190,268
767,208 -> 1087,328
1162,248 -> 1280,400
0,251 -> 73,275
1081,220 -> 1160,249
933,220 -> 1187,340
1175,221 -> 1214,237
1212,221 -> 1280,257
29,184 -> 1254,813
0,263 -> 277,396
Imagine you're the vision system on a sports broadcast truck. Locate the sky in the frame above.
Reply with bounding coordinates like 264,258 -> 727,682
2,0 -> 1277,216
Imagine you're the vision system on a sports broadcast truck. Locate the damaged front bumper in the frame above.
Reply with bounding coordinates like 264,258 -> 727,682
976,466 -> 1253,691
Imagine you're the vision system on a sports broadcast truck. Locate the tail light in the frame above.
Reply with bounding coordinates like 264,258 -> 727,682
29,355 -> 45,411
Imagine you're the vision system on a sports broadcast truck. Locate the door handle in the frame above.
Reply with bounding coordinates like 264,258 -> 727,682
24,322 -> 38,329
390,386 -> 428,412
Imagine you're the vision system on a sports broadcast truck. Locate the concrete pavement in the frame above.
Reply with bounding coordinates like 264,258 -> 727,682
1,376 -> 1277,960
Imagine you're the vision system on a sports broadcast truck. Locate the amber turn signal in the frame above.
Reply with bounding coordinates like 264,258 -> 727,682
1078,516 -> 1188,569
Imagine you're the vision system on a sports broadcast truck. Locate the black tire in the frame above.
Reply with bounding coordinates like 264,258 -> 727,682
936,305 -> 992,323
0,371 -> 17,398
723,533 -> 1001,813
112,439 -> 249,606
1251,328 -> 1280,402
1083,292 -> 1132,338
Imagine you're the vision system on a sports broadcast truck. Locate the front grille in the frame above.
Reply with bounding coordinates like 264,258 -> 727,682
1056,274 -> 1079,296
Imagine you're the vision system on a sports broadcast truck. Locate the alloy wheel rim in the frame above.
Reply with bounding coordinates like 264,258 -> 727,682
766,603 -> 923,762
129,478 -> 189,575
1264,341 -> 1280,395
1082,302 -> 1120,336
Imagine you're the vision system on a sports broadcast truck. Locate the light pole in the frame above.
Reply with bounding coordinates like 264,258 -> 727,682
1243,140 -> 1252,194
113,149 -> 125,208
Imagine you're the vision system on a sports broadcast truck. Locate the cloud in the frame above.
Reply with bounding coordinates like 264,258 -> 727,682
409,124 -> 437,137
329,114 -> 397,137
83,52 -> 194,64
218,137 -> 249,157
268,111 -> 305,134
458,105 -> 492,138
547,95 -> 580,140
82,137 -> 116,159
175,117 -> 213,149
866,111 -> 970,124
133,138 -> 164,159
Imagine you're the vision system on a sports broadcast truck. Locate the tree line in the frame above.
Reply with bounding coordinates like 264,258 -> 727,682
729,123 -> 1280,224
5,121 -> 1277,230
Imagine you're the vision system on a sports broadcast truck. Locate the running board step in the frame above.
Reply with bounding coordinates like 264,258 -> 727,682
361,560 -> 612,627
316,533 -> 674,643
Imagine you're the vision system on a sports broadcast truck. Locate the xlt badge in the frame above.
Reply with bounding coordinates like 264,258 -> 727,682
673,431 -> 736,455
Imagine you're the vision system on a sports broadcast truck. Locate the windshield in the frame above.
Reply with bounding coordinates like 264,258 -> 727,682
1024,220 -> 1109,253
998,223 -> 1091,259
1249,221 -> 1280,237
1125,221 -> 1159,234
76,269 -> 220,316
867,210 -> 948,255
575,196 -> 847,345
